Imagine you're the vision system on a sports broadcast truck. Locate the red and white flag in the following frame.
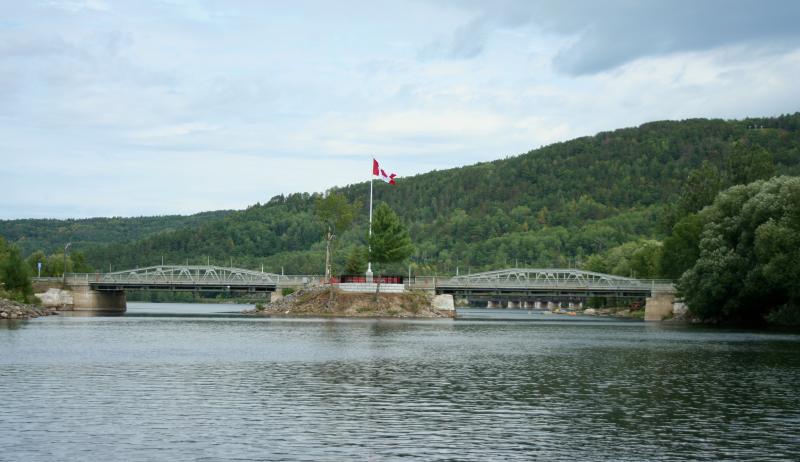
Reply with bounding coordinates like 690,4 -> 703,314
372,158 -> 397,185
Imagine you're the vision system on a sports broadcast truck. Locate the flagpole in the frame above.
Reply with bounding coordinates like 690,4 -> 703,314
366,174 -> 374,282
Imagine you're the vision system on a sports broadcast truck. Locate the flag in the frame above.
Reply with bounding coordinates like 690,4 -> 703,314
372,158 -> 397,185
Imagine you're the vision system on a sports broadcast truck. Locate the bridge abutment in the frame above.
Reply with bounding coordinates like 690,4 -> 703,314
35,283 -> 126,312
71,284 -> 126,312
644,292 -> 675,321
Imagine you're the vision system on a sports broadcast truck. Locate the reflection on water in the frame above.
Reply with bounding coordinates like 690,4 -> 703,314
1,303 -> 799,461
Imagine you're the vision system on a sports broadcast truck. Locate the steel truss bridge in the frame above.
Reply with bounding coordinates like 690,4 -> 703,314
432,268 -> 674,300
65,265 -> 299,293
62,266 -> 674,298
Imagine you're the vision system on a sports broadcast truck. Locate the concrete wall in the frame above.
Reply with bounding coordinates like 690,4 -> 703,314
432,294 -> 455,311
338,283 -> 405,293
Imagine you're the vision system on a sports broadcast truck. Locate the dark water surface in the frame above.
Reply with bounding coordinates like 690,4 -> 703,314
1,303 -> 799,461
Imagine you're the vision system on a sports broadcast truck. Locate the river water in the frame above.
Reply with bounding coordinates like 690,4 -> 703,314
1,303 -> 799,461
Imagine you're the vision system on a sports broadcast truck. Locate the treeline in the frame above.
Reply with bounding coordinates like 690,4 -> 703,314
0,210 -> 232,257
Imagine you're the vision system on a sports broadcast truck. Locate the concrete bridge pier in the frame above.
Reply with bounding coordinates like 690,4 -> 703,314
71,285 -> 126,312
486,300 -> 500,309
534,301 -> 541,309
507,301 -> 519,309
546,301 -> 556,310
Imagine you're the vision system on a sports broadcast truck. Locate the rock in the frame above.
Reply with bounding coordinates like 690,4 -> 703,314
583,308 -> 597,315
35,288 -> 73,309
0,312 -> 7,318
672,302 -> 688,316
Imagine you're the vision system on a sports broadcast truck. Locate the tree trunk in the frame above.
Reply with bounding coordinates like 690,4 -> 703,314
324,228 -> 333,281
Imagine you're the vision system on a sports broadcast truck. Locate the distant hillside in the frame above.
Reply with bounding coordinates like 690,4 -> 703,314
3,113 -> 799,276
0,210 -> 233,257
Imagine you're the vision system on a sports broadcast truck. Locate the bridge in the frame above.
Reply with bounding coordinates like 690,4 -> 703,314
36,266 -> 675,318
430,268 -> 674,314
435,267 -> 672,297
70,265 -> 285,292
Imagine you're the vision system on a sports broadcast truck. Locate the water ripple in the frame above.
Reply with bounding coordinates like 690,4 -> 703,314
1,306 -> 799,461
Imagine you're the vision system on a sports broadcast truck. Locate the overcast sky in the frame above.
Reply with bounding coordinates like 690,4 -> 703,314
2,0 -> 799,219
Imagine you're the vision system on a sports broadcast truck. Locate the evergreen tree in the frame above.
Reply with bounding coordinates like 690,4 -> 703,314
368,202 -> 413,272
344,246 -> 368,275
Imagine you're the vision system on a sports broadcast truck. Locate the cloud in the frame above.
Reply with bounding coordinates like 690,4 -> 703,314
428,0 -> 800,75
42,0 -> 110,13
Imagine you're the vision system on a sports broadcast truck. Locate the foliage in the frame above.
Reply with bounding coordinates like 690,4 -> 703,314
583,240 -> 663,279
344,246 -> 368,275
0,211 -> 231,257
0,239 -> 33,301
314,192 -> 359,278
659,214 -> 703,280
25,250 -> 93,277
679,176 -> 800,325
281,287 -> 296,297
368,203 -> 414,270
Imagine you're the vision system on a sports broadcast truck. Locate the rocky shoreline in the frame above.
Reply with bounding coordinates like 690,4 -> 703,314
0,298 -> 59,320
243,287 -> 455,319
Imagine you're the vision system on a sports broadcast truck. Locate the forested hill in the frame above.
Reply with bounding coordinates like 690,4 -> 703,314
0,210 -> 232,257
4,113 -> 800,276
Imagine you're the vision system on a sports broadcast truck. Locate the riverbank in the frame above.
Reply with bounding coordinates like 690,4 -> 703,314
0,298 -> 59,320
243,287 -> 454,318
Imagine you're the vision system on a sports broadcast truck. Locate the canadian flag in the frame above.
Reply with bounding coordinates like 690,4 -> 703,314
372,158 -> 397,185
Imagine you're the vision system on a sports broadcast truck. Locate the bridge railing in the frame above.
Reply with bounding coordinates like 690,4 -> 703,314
64,272 -> 329,287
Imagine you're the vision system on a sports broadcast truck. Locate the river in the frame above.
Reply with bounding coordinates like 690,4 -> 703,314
1,303 -> 799,461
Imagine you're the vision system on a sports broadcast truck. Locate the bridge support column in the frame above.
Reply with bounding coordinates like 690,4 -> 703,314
487,300 -> 499,309
507,301 -> 519,309
546,301 -> 556,310
534,301 -> 541,309
71,285 -> 126,312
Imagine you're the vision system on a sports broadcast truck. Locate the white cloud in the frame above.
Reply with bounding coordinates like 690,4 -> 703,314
42,0 -> 110,13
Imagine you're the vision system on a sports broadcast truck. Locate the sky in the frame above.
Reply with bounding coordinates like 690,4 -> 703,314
1,0 -> 799,219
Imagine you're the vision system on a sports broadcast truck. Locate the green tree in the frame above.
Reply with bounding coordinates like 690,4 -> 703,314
726,143 -> 776,185
344,246 -> 368,275
26,250 -> 47,276
583,240 -> 662,279
660,213 -> 703,280
679,176 -> 800,325
314,192 -> 359,279
1,246 -> 33,301
676,161 -> 726,217
368,202 -> 414,272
